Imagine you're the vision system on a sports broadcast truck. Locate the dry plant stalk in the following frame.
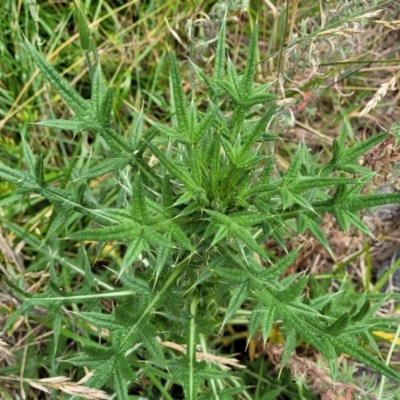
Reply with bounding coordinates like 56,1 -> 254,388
26,372 -> 110,399
158,339 -> 245,370
360,73 -> 399,116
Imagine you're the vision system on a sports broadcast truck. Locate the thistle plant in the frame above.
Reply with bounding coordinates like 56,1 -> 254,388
2,23 -> 400,399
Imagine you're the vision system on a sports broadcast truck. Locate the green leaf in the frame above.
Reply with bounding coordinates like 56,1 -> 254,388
120,236 -> 145,277
113,361 -> 130,400
81,156 -> 130,179
86,358 -> 116,389
142,227 -> 173,248
281,328 -> 297,367
78,311 -> 125,331
45,212 -> 67,241
102,128 -> 133,154
282,144 -> 304,184
348,193 -> 400,211
276,276 -> 308,302
130,108 -> 144,148
299,214 -> 331,252
139,323 -> 165,365
91,64 -> 105,117
333,336 -> 400,382
222,281 -> 248,326
21,136 -> 35,174
328,313 -> 350,336
146,141 -> 197,190
261,306 -> 276,343
344,210 -> 372,236
259,155 -> 275,186
119,274 -> 151,295
38,119 -> 95,133
220,135 -> 237,165
342,133 -> 388,164
262,249 -> 300,279
99,87 -> 114,129
187,145 -> 202,186
132,173 -> 148,224
168,52 -> 189,135
239,105 -> 277,159
34,154 -> 45,186
210,266 -> 249,283
352,300 -> 370,322
76,4 -> 92,51
150,121 -> 191,144
193,106 -> 218,143
212,23 -> 226,86
213,79 -> 240,103
240,24 -> 258,93
0,163 -> 37,189
24,40 -> 88,116
169,224 -> 194,251
69,222 -> 142,242
154,242 -> 171,282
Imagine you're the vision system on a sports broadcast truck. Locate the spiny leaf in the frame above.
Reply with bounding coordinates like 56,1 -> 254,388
130,108 -> 144,148
139,323 -> 165,365
0,163 -> 37,189
240,24 -> 258,93
193,106 -> 219,143
328,313 -> 350,336
21,136 -> 35,174
222,282 -> 248,326
299,214 -> 331,252
99,88 -> 114,129
154,241 -> 171,282
168,52 -> 189,134
45,212 -> 67,242
150,121 -> 191,144
36,119 -> 93,132
341,133 -> 388,164
146,141 -> 197,190
348,193 -> 400,211
333,336 -> 400,382
259,155 -> 275,186
81,156 -> 130,180
239,105 -> 277,159
78,311 -> 125,331
187,146 -> 202,186
69,222 -> 142,242
24,40 -> 88,116
119,236 -> 145,277
261,306 -> 276,343
275,276 -> 308,302
169,224 -> 194,251
162,175 -> 174,218
210,266 -> 249,283
113,361 -> 130,400
143,227 -> 173,248
91,64 -> 105,117
244,93 -> 277,108
86,358 -> 116,389
34,154 -> 45,187
262,249 -> 300,279
281,329 -> 297,367
212,22 -> 226,85
132,173 -> 148,224
282,144 -> 304,184
213,79 -> 240,103
352,301 -> 371,322
101,128 -> 133,154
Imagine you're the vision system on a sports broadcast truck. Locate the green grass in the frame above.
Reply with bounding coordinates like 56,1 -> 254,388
1,1 -> 400,399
